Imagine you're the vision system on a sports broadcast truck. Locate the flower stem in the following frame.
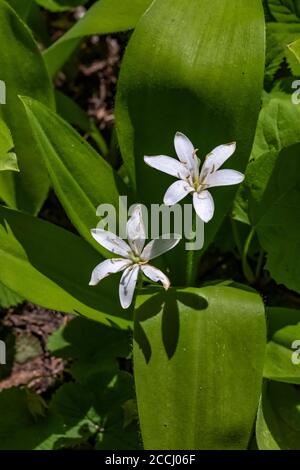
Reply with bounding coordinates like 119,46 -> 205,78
186,212 -> 197,286
242,228 -> 256,284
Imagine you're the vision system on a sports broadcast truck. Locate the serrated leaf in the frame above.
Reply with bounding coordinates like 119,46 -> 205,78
0,388 -> 64,450
245,93 -> 300,293
48,317 -> 131,381
268,0 -> 300,22
51,372 -> 140,450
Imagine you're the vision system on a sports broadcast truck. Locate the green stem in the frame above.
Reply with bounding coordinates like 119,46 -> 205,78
242,228 -> 256,284
231,218 -> 243,258
186,212 -> 197,286
255,248 -> 265,281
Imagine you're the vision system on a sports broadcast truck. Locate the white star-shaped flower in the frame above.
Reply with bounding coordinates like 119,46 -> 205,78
89,205 -> 180,309
144,132 -> 245,223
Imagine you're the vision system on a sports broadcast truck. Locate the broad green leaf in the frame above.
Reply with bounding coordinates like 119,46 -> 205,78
246,93 -> 300,293
116,0 -> 265,284
264,307 -> 300,384
44,0 -> 154,77
134,284 -> 266,450
48,317 -> 131,382
256,381 -> 300,450
21,96 -> 127,255
0,0 -> 54,213
0,120 -> 19,172
34,0 -> 87,12
0,206 -> 131,328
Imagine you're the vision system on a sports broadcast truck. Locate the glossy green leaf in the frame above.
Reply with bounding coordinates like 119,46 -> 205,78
246,93 -> 300,293
134,284 -> 266,450
0,206 -> 131,328
0,0 -> 54,213
44,0 -> 153,77
264,307 -> 300,384
21,96 -> 127,255
116,0 -> 265,283
256,381 -> 300,450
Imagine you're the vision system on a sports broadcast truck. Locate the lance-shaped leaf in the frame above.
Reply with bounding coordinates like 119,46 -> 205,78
0,0 -> 54,213
0,206 -> 131,328
44,0 -> 154,77
133,284 -> 266,450
116,0 -> 265,283
21,97 -> 127,256
256,381 -> 300,450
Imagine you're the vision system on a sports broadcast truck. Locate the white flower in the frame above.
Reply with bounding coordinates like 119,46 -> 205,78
89,205 -> 180,309
144,132 -> 244,223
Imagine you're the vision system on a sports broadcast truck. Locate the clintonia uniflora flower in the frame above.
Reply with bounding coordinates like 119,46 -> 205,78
89,205 -> 180,309
144,132 -> 245,223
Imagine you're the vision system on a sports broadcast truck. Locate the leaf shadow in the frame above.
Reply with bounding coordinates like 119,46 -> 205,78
134,288 -> 208,363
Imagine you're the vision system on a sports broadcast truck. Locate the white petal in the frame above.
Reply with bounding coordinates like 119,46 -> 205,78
174,132 -> 198,174
119,264 -> 140,309
126,204 -> 146,255
91,229 -> 132,257
89,258 -> 131,286
141,264 -> 170,290
144,155 -> 190,179
200,142 -> 236,179
193,190 -> 215,223
205,169 -> 245,188
164,180 -> 193,206
141,235 -> 181,261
